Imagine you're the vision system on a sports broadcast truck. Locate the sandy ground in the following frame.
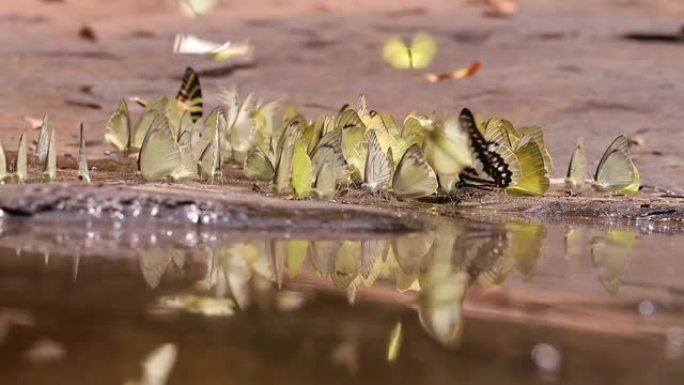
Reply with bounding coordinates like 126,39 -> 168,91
1,0 -> 683,192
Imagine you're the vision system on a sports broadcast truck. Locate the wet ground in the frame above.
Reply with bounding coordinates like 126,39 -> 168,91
2,0 -> 684,384
0,183 -> 683,384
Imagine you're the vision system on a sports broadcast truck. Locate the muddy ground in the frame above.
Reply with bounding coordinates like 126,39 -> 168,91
1,0 -> 683,206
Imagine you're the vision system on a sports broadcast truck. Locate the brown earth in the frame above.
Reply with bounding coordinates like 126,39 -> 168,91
1,0 -> 683,194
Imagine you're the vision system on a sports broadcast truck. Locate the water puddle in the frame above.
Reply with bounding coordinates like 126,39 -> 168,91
1,213 -> 683,384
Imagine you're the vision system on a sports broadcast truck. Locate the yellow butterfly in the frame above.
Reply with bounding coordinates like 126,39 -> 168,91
392,144 -> 438,200
593,135 -> 639,194
104,99 -> 132,154
382,32 -> 438,69
505,135 -> 550,196
423,116 -> 473,179
565,137 -> 587,189
138,113 -> 182,181
12,133 -> 27,183
291,138 -> 313,199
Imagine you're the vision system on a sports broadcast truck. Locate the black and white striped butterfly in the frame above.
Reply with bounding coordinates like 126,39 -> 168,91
458,108 -> 516,188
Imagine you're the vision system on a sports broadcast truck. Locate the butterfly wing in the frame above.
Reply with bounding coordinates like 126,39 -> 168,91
423,117 -> 472,177
244,146 -> 275,181
363,130 -> 392,193
392,144 -> 438,200
409,32 -> 438,69
565,137 -> 587,189
459,108 -> 517,187
36,114 -> 49,164
291,138 -> 313,199
383,36 -> 412,69
594,136 -> 635,191
518,125 -> 553,173
41,129 -> 56,181
105,100 -> 131,154
14,133 -> 27,182
139,113 -> 182,181
77,124 -> 91,183
176,67 -> 203,123
505,137 -> 549,196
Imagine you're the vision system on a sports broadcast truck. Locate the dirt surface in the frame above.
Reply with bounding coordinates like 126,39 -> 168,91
1,0 -> 684,194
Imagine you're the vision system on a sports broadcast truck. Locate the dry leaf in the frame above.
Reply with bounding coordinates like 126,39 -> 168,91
425,61 -> 481,83
483,0 -> 518,17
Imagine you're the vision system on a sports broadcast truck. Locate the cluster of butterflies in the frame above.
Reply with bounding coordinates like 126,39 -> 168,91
565,135 -> 640,195
104,67 -> 555,200
0,115 -> 90,184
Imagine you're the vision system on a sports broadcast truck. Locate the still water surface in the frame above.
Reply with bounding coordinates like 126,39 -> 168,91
0,214 -> 683,384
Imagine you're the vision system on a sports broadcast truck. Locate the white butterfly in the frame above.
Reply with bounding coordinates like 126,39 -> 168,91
173,34 -> 254,62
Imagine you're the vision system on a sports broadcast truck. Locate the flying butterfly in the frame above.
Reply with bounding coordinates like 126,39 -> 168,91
178,0 -> 216,17
173,34 -> 254,62
593,135 -> 638,194
423,116 -> 473,177
565,136 -> 586,189
138,113 -> 182,182
382,32 -> 438,69
77,124 -> 90,183
392,144 -> 438,200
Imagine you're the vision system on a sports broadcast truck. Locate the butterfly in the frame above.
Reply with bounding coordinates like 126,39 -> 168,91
77,123 -> 91,183
273,118 -> 303,193
36,114 -> 49,164
291,137 -> 313,199
593,135 -> 639,194
363,130 -> 393,194
176,67 -> 203,123
392,144 -> 438,200
12,133 -> 27,183
423,116 -> 473,181
41,128 -> 56,181
312,161 -> 337,200
565,137 -> 586,189
173,34 -> 254,62
0,140 -> 6,182
505,135 -> 550,196
104,99 -> 133,154
458,108 -> 516,188
382,32 -> 438,69
138,113 -> 182,181
178,0 -> 216,17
